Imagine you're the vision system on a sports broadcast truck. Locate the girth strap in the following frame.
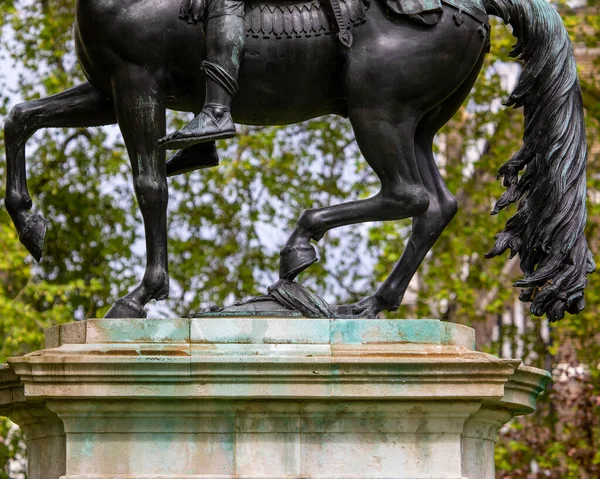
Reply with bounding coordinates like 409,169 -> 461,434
329,0 -> 354,47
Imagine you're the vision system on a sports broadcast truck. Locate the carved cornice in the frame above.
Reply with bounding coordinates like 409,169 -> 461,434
0,364 -> 24,407
8,319 -> 524,401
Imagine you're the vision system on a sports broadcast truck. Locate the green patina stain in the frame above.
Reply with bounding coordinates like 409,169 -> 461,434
392,319 -> 442,343
196,310 -> 302,318
94,319 -> 189,343
153,321 -> 178,340
80,435 -> 94,458
331,319 -> 452,345
384,0 -> 487,22
529,372 -> 552,410
192,318 -> 330,345
442,0 -> 488,21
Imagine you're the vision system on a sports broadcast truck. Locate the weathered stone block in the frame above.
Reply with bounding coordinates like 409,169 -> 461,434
86,317 -> 190,343
45,324 -> 61,349
60,320 -> 86,345
0,366 -> 65,479
1,317 -> 550,479
191,317 -> 330,344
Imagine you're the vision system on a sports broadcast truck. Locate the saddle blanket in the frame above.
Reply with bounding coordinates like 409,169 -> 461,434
388,0 -> 487,22
245,0 -> 366,38
244,0 -> 487,40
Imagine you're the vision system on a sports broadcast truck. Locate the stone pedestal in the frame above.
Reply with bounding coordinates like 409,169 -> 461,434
0,318 -> 549,479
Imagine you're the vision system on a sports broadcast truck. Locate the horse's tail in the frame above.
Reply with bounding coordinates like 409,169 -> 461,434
484,0 -> 595,321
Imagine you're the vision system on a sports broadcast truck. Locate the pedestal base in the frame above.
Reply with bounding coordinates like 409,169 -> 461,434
1,318 -> 549,479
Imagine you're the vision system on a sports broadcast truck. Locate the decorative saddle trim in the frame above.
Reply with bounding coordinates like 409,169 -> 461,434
384,0 -> 487,25
442,0 -> 487,23
244,0 -> 368,39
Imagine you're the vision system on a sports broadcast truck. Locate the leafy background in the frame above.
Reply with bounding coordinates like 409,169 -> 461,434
1,0 -> 599,477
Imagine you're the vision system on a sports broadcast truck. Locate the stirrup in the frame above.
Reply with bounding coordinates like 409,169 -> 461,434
166,142 -> 220,177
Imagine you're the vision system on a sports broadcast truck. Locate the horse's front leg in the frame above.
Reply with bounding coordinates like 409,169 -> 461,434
3,82 -> 116,261
105,70 -> 169,318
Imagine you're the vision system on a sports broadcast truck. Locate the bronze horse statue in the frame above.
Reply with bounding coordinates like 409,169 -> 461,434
3,0 -> 595,320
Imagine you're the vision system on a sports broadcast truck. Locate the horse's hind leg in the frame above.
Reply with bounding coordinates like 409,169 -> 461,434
4,82 -> 116,260
348,53 -> 487,317
280,106 -> 429,280
104,71 -> 168,319
347,123 -> 458,316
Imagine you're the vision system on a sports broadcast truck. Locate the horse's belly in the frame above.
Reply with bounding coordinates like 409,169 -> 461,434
163,33 -> 346,123
234,34 -> 347,124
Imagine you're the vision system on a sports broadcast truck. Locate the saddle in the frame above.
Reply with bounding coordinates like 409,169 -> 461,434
244,0 -> 488,45
245,0 -> 368,44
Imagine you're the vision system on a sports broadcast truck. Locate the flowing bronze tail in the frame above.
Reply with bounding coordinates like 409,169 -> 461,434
485,0 -> 595,321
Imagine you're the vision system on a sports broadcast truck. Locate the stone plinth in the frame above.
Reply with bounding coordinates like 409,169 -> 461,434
0,365 -> 66,479
0,318 -> 550,479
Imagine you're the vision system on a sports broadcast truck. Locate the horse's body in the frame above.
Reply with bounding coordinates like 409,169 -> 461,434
75,0 -> 484,124
4,0 -> 594,320
77,0 -> 346,123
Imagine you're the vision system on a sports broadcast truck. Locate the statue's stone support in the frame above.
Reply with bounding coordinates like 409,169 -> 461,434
0,366 -> 66,479
1,318 -> 549,479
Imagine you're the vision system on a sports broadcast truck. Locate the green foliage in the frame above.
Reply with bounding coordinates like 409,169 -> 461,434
164,119 -> 373,315
1,0 -> 600,478
0,0 -> 140,351
0,419 -> 24,479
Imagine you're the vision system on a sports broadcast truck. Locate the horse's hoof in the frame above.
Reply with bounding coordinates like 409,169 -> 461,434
279,243 -> 318,280
105,298 -> 147,319
153,283 -> 170,302
333,295 -> 387,318
166,142 -> 219,177
19,213 -> 48,262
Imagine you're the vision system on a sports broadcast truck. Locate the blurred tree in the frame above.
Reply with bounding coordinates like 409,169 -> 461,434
0,0 -> 137,358
490,1 -> 600,476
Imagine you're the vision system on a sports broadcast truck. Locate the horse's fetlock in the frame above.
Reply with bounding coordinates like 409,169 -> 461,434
4,192 -> 32,215
142,266 -> 169,300
375,291 -> 400,313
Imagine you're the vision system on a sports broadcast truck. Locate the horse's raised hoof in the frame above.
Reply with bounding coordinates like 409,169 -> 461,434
19,213 -> 48,262
105,298 -> 147,319
279,243 -> 318,280
166,142 -> 220,177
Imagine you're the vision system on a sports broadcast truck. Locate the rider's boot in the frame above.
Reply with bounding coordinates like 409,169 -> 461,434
159,11 -> 244,150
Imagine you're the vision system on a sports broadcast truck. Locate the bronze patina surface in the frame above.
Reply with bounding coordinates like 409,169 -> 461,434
3,0 -> 594,321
